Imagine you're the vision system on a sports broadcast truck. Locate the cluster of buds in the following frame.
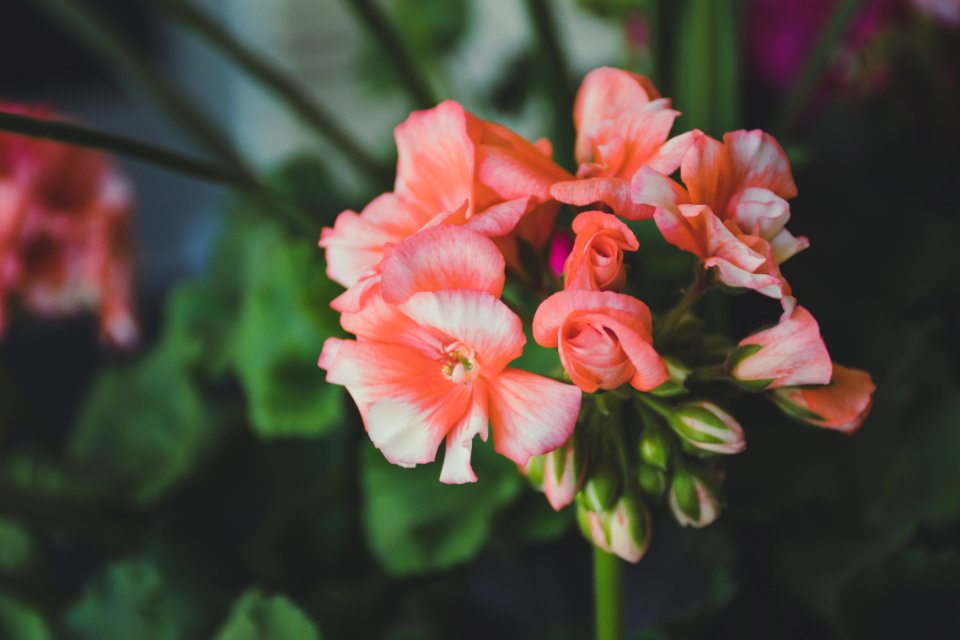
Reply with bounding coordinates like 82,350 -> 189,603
0,103 -> 137,346
318,67 -> 875,563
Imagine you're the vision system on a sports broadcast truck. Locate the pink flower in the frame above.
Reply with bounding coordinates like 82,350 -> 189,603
0,103 -> 137,346
533,290 -> 669,393
772,364 -> 876,434
320,101 -> 571,311
633,129 -> 807,299
563,211 -> 638,292
319,225 -> 582,483
730,298 -> 833,390
551,67 -> 697,219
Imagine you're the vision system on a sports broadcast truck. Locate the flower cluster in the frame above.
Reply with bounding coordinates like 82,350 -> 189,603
319,67 -> 875,562
0,103 -> 138,346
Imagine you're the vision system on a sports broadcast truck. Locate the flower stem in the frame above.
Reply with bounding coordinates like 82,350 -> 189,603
594,546 -> 624,640
145,0 -> 392,187
688,363 -> 730,383
636,393 -> 673,420
774,0 -> 865,134
346,0 -> 437,110
654,270 -> 709,347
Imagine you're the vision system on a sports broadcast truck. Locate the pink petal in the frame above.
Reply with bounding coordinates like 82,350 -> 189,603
439,384 -> 490,484
399,290 -> 525,375
724,129 -> 798,200
551,177 -> 652,220
339,286 -> 439,355
486,369 -> 582,465
775,364 -> 876,434
463,196 -> 535,237
646,130 -> 703,175
380,225 -> 505,304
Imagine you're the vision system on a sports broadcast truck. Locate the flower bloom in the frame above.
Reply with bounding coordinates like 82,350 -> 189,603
772,364 -> 876,434
0,103 -> 137,346
319,225 -> 582,483
563,211 -> 638,292
320,100 -> 571,311
633,129 -> 808,299
730,297 -> 832,390
550,67 -> 697,219
533,290 -> 669,393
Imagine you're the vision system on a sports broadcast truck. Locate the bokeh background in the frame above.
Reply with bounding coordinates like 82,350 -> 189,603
1,0 -> 959,638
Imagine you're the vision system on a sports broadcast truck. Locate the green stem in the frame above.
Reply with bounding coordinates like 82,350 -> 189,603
636,393 -> 673,420
594,546 -> 623,640
774,0 -> 864,134
34,0 -> 254,179
524,0 -> 575,169
688,363 -> 730,383
654,270 -> 709,346
345,0 -> 437,109
0,111 -> 243,187
146,0 -> 392,186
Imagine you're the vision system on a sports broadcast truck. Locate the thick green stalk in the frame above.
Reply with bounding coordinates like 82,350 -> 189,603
524,0 -> 575,169
145,0 -> 391,186
774,0 -> 864,134
33,0 -> 254,180
594,546 -> 624,640
653,270 -> 709,346
0,111 -> 242,187
345,0 -> 437,109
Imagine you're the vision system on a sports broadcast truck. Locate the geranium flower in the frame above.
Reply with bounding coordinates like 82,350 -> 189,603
563,210 -> 639,292
319,225 -> 581,483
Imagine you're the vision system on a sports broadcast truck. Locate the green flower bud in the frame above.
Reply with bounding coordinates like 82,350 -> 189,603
669,467 -> 722,528
577,493 -> 651,563
637,465 -> 667,501
581,463 -> 622,513
639,425 -> 674,470
669,401 -> 746,455
649,357 -> 692,398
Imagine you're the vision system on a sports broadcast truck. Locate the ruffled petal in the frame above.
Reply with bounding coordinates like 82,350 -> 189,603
439,383 -> 490,484
573,67 -> 660,163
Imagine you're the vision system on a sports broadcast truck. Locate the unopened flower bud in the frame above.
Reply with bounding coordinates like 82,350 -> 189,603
649,357 -> 691,398
771,364 -> 875,434
577,494 -> 651,563
669,467 -> 722,528
542,442 -> 585,511
669,401 -> 746,455
637,465 -> 667,501
639,425 -> 673,470
581,463 -> 622,513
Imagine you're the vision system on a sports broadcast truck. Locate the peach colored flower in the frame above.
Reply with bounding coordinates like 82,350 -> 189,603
772,364 -> 876,434
551,67 -> 697,219
730,297 -> 832,390
319,226 -> 582,483
0,103 -> 137,346
320,100 -> 571,312
563,210 -> 639,292
533,290 -> 669,393
633,129 -> 808,299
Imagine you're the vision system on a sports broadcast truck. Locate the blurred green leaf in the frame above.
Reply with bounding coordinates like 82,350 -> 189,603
65,560 -> 183,640
228,217 -> 344,439
68,345 -> 218,505
0,516 -> 33,574
362,442 -> 523,575
0,593 -> 51,640
214,589 -> 322,640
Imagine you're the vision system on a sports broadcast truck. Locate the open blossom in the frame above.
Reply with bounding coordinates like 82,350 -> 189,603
0,103 -> 137,346
563,211 -> 638,292
319,225 -> 582,483
633,129 -> 807,299
551,67 -> 696,219
730,297 -> 832,390
772,364 -> 876,434
533,290 -> 669,393
320,100 -> 571,311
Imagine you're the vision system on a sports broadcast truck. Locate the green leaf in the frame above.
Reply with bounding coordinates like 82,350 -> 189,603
228,217 -> 345,439
0,593 -> 51,640
0,516 -> 33,574
361,442 -> 522,575
214,589 -> 322,640
65,561 -> 182,640
68,345 -> 218,505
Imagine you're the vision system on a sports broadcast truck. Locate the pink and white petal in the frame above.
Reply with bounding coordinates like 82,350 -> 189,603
610,99 -> 680,178
399,290 -> 525,374
394,100 -> 479,216
574,67 -> 660,162
463,196 -> 535,237
339,286 -> 440,354
736,304 -> 833,388
646,130 -> 703,175
486,369 -> 582,465
723,129 -> 798,199
631,166 -> 687,215
769,228 -> 810,264
533,289 -> 653,347
367,382 -> 472,469
551,177 -> 652,220
478,124 -> 572,201
707,256 -> 785,298
679,134 -> 731,211
381,225 -> 506,304
598,316 -> 669,390
319,208 -> 397,290
439,384 -> 490,484
571,210 -> 640,251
